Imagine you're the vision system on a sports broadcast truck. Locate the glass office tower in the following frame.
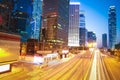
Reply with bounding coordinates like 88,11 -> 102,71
102,33 -> 107,48
14,0 -> 42,41
108,6 -> 117,49
68,2 -> 80,47
31,0 -> 42,40
42,0 -> 69,50
79,10 -> 87,47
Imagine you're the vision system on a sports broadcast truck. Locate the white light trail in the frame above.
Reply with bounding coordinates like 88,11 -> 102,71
89,51 -> 97,80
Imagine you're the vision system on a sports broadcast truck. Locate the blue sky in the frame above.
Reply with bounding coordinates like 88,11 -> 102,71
71,0 -> 120,47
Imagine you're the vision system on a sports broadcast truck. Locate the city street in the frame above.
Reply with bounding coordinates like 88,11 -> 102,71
103,54 -> 120,80
0,50 -> 120,80
0,0 -> 120,80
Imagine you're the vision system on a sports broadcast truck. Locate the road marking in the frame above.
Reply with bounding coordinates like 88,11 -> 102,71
89,52 -> 97,80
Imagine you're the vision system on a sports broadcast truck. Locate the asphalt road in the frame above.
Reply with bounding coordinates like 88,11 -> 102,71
0,49 -> 120,80
103,54 -> 120,80
40,51 -> 92,80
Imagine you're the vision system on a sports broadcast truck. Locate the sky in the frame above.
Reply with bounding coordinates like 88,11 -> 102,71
71,0 -> 120,48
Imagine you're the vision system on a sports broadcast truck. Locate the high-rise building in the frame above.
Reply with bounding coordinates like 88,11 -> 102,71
115,1 -> 120,43
0,0 -> 17,33
30,0 -> 42,40
10,0 -> 42,55
80,10 -> 85,28
107,0 -> 120,43
79,27 -> 87,47
68,2 -> 80,47
14,0 -> 42,42
87,31 -> 96,42
79,10 -> 87,47
108,6 -> 117,49
13,0 -> 32,42
102,33 -> 107,48
87,31 -> 96,47
41,0 -> 69,50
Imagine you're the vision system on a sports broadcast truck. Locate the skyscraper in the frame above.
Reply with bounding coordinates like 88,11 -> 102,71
30,0 -> 42,40
42,0 -> 69,50
68,2 -> 80,47
13,0 -> 42,42
102,33 -> 107,48
13,0 -> 32,42
79,27 -> 87,47
0,0 -> 17,33
79,10 -> 87,47
80,10 -> 85,28
108,6 -> 117,49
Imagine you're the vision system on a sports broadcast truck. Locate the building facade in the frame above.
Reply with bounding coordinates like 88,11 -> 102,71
13,0 -> 42,42
79,10 -> 87,47
102,33 -> 107,48
41,0 -> 69,50
79,27 -> 87,47
68,2 -> 80,47
0,0 -> 17,34
108,6 -> 117,49
13,0 -> 32,42
30,0 -> 42,40
87,31 -> 96,47
80,10 -> 85,28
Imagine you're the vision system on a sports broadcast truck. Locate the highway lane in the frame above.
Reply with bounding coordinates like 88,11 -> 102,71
40,50 -> 93,80
96,52 -> 107,80
103,55 -> 120,80
0,50 -> 93,80
0,62 -> 33,80
88,49 -> 115,80
89,50 -> 97,80
96,50 -> 110,80
2,50 -> 120,80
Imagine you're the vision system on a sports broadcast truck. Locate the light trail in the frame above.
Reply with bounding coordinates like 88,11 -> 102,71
89,51 -> 97,80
